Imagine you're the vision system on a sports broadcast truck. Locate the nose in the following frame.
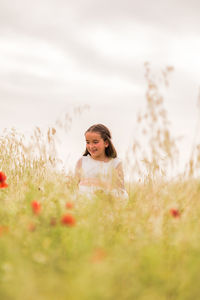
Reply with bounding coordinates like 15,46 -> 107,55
88,143 -> 96,150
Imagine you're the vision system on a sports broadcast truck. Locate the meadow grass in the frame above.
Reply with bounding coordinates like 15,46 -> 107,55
1,170 -> 200,300
1,65 -> 200,299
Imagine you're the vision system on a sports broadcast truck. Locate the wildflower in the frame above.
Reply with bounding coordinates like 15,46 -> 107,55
0,172 -> 8,188
170,208 -> 180,218
61,214 -> 76,226
0,226 -> 9,236
0,182 -> 8,188
31,201 -> 41,215
66,202 -> 74,209
0,172 -> 6,182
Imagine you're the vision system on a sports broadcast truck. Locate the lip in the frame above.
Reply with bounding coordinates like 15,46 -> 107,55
89,149 -> 98,154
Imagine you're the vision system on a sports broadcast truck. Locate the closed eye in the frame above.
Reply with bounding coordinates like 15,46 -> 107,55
86,140 -> 99,144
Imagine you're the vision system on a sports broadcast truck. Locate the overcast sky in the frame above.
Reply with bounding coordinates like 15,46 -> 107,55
0,0 -> 200,175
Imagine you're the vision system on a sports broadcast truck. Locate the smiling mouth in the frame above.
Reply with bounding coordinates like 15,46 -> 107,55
90,150 -> 97,154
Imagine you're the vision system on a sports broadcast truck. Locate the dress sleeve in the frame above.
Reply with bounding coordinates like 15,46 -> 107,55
75,157 -> 82,182
113,158 -> 122,168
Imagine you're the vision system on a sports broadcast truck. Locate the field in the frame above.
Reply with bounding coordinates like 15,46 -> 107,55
1,166 -> 200,300
1,66 -> 200,299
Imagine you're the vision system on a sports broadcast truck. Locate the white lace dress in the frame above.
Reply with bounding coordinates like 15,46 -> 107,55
77,155 -> 128,200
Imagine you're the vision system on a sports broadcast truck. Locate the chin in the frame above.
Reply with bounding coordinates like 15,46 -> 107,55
90,153 -> 99,158
90,151 -> 97,156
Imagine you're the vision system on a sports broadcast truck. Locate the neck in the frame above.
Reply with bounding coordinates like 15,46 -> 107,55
90,155 -> 110,162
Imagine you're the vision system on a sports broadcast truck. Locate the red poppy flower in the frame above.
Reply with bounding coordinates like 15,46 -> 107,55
0,182 -> 8,188
0,226 -> 9,236
66,202 -> 74,209
61,214 -> 76,226
170,208 -> 180,218
0,172 -> 6,182
0,172 -> 8,188
31,201 -> 41,215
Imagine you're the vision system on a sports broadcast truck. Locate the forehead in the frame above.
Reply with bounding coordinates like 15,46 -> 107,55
85,131 -> 102,140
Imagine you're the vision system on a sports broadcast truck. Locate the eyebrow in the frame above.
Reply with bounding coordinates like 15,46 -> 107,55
86,139 -> 99,142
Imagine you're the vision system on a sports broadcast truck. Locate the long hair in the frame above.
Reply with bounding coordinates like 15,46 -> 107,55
83,124 -> 117,158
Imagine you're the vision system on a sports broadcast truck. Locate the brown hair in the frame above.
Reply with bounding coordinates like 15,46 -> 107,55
83,124 -> 117,158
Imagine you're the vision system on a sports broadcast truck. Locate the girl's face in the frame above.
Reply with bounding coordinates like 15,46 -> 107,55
85,131 -> 108,160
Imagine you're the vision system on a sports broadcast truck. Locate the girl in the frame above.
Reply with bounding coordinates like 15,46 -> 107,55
75,124 -> 128,200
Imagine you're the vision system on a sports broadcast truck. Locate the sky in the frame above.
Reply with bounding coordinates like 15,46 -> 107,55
0,0 -> 200,176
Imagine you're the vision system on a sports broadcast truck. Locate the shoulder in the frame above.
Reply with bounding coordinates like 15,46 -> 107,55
75,157 -> 83,169
111,157 -> 122,168
75,155 -> 90,168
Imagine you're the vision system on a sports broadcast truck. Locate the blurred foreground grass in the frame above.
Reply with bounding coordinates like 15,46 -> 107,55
1,171 -> 200,300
